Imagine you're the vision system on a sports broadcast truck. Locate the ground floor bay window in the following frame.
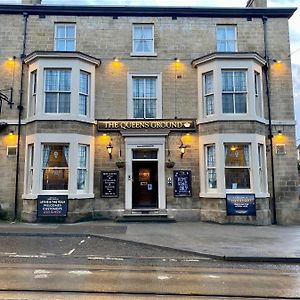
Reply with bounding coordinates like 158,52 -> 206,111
199,133 -> 269,198
23,133 -> 94,199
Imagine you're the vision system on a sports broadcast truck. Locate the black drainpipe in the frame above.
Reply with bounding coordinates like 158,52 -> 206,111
14,12 -> 28,221
262,16 -> 277,224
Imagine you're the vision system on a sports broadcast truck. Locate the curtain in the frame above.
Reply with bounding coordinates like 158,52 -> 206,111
42,145 -> 51,168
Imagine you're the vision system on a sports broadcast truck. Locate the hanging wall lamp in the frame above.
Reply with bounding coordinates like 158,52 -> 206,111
179,143 -> 187,159
107,142 -> 113,159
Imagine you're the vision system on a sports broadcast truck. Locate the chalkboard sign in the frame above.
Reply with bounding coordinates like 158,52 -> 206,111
37,195 -> 68,217
101,171 -> 119,198
174,170 -> 192,197
226,194 -> 256,216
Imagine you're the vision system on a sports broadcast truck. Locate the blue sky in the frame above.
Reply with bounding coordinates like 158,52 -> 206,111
1,0 -> 299,140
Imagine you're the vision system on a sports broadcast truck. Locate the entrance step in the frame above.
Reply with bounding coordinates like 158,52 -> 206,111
115,212 -> 176,223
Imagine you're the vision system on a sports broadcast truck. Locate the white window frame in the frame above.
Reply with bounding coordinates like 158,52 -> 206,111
29,70 -> 37,117
77,144 -> 89,192
127,73 -> 162,119
199,133 -> 269,198
254,71 -> 263,117
131,24 -> 156,56
54,23 -> 76,51
195,54 -> 266,123
205,144 -> 217,191
44,68 -> 72,114
79,70 -> 90,116
203,71 -> 214,116
216,25 -> 237,52
222,69 -> 248,114
27,144 -> 34,193
23,134 -> 94,199
26,56 -> 97,123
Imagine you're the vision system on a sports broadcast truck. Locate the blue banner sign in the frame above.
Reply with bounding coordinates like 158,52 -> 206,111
37,195 -> 68,217
226,194 -> 256,216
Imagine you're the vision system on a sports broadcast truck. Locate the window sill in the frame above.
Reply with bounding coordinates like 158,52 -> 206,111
26,114 -> 96,124
22,193 -> 95,199
200,192 -> 270,198
197,115 -> 267,124
130,52 -> 157,57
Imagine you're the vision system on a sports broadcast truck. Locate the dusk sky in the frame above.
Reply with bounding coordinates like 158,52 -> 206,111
1,0 -> 299,140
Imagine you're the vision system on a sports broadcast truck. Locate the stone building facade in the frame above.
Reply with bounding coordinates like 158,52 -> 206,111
0,0 -> 298,225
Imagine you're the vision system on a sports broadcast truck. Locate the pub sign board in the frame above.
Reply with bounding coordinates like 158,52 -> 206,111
174,170 -> 192,197
37,195 -> 68,217
226,194 -> 256,216
101,171 -> 119,198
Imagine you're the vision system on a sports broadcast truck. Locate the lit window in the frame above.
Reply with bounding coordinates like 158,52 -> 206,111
203,72 -> 214,116
77,145 -> 88,191
132,24 -> 154,54
132,77 -> 157,118
205,144 -> 217,189
44,69 -> 71,113
42,144 -> 69,190
55,24 -> 76,51
225,144 -> 250,190
79,71 -> 90,116
222,70 -> 247,114
217,25 -> 237,52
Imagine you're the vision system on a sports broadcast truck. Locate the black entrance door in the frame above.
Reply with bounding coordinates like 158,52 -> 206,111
132,161 -> 158,209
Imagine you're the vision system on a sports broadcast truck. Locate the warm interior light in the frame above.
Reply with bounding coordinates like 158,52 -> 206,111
230,145 -> 237,151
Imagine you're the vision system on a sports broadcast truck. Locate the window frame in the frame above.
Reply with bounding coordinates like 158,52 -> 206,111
44,68 -> 72,114
54,23 -> 76,52
79,70 -> 90,116
131,24 -> 156,56
205,144 -> 217,191
221,69 -> 248,114
203,71 -> 214,116
77,144 -> 89,192
128,73 -> 162,119
254,71 -> 263,117
29,70 -> 37,117
216,25 -> 237,52
23,134 -> 94,199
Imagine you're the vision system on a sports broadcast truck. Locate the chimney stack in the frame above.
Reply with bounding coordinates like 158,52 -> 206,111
246,0 -> 267,7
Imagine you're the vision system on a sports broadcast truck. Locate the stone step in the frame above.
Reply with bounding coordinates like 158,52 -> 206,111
115,213 -> 176,223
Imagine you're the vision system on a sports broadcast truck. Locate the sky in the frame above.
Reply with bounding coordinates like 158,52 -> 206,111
1,0 -> 299,140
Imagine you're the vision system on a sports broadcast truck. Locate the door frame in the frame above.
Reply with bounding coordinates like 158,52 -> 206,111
125,137 -> 166,210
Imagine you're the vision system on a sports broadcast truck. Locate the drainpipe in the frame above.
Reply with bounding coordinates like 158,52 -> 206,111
14,12 -> 28,221
262,16 -> 277,224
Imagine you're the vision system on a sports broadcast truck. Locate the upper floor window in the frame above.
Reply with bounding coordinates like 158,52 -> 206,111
254,71 -> 263,117
79,71 -> 90,116
203,72 -> 214,116
128,73 -> 162,119
222,70 -> 247,114
44,69 -> 71,113
132,24 -> 154,55
29,70 -> 37,117
217,25 -> 237,52
55,24 -> 76,51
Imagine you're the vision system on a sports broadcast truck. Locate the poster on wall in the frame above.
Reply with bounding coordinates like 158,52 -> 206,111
226,194 -> 256,216
101,171 -> 119,198
173,170 -> 192,197
37,195 -> 68,217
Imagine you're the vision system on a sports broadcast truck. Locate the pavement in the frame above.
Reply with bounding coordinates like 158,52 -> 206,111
1,220 -> 300,262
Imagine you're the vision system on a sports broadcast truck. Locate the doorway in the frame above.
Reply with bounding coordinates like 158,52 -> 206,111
132,161 -> 158,209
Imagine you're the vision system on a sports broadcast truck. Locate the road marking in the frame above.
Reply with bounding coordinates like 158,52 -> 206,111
78,239 -> 85,245
183,259 -> 200,262
208,275 -> 220,279
34,270 -> 51,274
158,275 -> 170,280
9,254 -> 47,258
0,252 -> 16,255
68,270 -> 93,275
88,256 -> 124,261
63,248 -> 76,256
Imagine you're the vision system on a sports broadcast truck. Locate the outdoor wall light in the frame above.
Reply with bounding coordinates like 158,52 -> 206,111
174,57 -> 180,63
113,57 -> 119,62
277,130 -> 283,136
179,143 -> 187,159
272,59 -> 282,64
107,142 -> 113,159
9,129 -> 14,136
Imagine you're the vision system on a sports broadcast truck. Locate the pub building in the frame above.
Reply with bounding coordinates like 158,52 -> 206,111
0,0 -> 299,225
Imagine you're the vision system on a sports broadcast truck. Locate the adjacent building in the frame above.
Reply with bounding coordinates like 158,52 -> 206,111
0,0 -> 298,225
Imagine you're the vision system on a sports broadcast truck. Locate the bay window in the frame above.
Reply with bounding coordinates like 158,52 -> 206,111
29,71 -> 37,117
45,69 -> 71,113
79,71 -> 90,116
224,144 -> 250,190
222,70 -> 247,114
42,144 -> 69,190
77,145 -> 88,191
27,144 -> 34,193
203,72 -> 214,116
205,144 -> 217,189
